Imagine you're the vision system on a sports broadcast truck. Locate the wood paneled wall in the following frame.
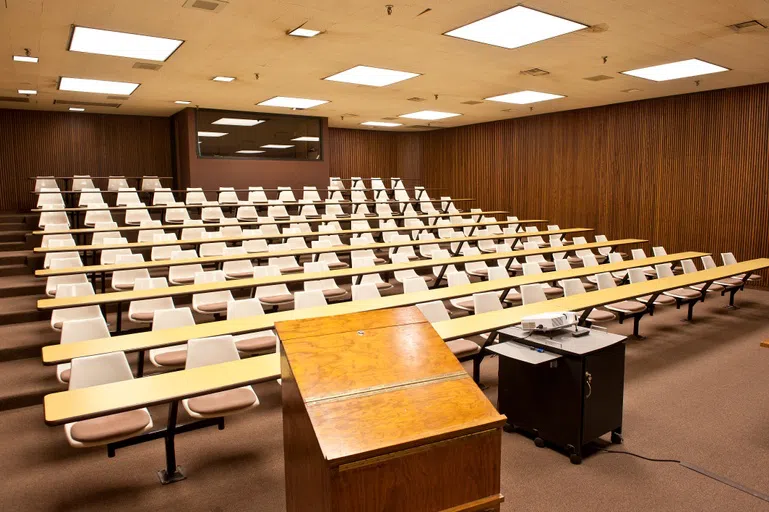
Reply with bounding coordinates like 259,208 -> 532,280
328,128 -> 422,183
420,83 -> 769,280
0,109 -> 173,211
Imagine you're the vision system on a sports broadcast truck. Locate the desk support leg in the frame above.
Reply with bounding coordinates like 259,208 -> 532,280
431,265 -> 447,289
136,350 -> 145,378
158,400 -> 186,484
116,302 -> 123,333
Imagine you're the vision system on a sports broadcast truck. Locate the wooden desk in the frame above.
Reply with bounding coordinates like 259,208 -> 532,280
277,307 -> 505,512
44,247 -> 700,368
32,210 -> 509,237
43,352 -> 279,484
35,218 -> 545,255
32,186 -> 442,195
35,226 -> 589,280
433,259 -> 769,341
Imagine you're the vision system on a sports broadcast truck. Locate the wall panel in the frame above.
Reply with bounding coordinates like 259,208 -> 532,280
0,109 -> 173,211
421,83 -> 769,280
328,128 -> 421,183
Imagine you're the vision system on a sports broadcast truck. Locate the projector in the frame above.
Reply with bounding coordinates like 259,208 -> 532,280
521,312 -> 578,332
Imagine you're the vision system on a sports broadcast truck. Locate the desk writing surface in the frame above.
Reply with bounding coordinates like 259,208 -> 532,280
276,309 -> 463,401
433,259 -> 769,341
487,341 -> 561,364
499,326 -> 625,356
32,210 -> 510,236
41,249 -> 692,366
36,237 -> 636,311
34,226 -> 592,279
43,353 -> 279,426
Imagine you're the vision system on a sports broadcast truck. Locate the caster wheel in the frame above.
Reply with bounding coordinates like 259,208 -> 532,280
611,432 -> 623,444
569,454 -> 582,465
503,423 -> 516,433
534,437 -> 545,448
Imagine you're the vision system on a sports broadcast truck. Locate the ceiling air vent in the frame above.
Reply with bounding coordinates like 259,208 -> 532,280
729,20 -> 767,32
0,96 -> 30,103
520,68 -> 549,77
133,62 -> 163,71
583,74 -> 614,82
381,117 -> 398,120
54,99 -> 121,108
407,125 -> 440,130
342,113 -> 359,118
182,0 -> 228,13
407,97 -> 426,102
461,100 -> 483,105
106,95 -> 130,100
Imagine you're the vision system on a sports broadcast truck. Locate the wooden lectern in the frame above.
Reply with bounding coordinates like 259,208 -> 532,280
276,306 -> 505,512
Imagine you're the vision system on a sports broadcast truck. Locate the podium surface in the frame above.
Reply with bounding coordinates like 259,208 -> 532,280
276,307 -> 505,512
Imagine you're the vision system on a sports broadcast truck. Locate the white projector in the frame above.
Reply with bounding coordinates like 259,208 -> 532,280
521,312 -> 578,332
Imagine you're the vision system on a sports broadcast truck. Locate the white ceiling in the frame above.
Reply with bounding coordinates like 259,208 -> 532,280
1,0 -> 769,131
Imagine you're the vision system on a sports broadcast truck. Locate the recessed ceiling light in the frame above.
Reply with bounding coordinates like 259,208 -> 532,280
69,107 -> 85,112
485,90 -> 565,104
399,110 -> 461,121
444,5 -> 587,50
68,26 -> 183,62
291,136 -> 320,142
261,144 -> 294,149
621,59 -> 729,82
236,150 -> 265,154
13,55 -> 38,63
324,65 -> 420,87
197,131 -> 228,137
212,117 -> 265,126
175,100 -> 191,105
59,77 -> 140,95
257,96 -> 328,109
212,76 -> 236,82
289,28 -> 320,38
18,89 -> 37,95
361,121 -> 403,127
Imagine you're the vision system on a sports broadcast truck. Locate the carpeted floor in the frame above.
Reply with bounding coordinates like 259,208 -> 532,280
2,289 -> 769,511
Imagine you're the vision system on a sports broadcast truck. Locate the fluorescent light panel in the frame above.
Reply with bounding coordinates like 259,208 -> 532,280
212,76 -> 235,82
445,5 -> 586,49
18,89 -> 37,95
324,65 -> 420,87
258,96 -> 328,109
68,26 -> 183,62
197,131 -> 228,138
212,117 -> 265,126
361,121 -> 403,127
485,90 -> 564,104
236,150 -> 265,154
289,28 -> 320,37
399,110 -> 461,121
261,144 -> 294,149
13,55 -> 38,63
59,77 -> 139,95
291,136 -> 319,142
621,59 -> 729,82
175,100 -> 191,105
69,107 -> 85,112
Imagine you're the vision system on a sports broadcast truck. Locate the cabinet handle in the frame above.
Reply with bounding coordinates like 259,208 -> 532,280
585,371 -> 593,399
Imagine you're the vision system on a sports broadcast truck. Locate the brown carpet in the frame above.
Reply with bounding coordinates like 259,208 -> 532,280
2,289 -> 769,511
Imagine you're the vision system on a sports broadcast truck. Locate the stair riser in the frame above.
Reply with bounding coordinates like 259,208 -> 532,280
0,242 -> 26,252
0,392 -> 45,412
0,233 -> 27,243
0,310 -> 50,326
0,266 -> 33,278
0,284 -> 46,298
0,254 -> 29,265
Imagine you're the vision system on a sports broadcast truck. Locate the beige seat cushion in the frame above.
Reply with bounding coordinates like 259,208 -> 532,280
130,311 -> 155,322
154,349 -> 187,366
542,286 -> 563,297
691,282 -> 724,292
608,300 -> 646,314
454,299 -> 475,310
538,262 -> 556,271
196,301 -> 229,313
279,266 -> 304,274
468,268 -> 488,277
638,294 -> 676,306
187,388 -> 256,415
716,277 -> 743,287
235,334 -> 277,353
666,288 -> 701,299
373,257 -> 387,264
322,288 -> 348,299
375,282 -> 394,290
326,261 -> 349,269
60,369 -> 71,383
586,309 -> 616,323
112,283 -> 134,291
503,291 -> 522,303
259,294 -> 294,305
172,276 -> 195,284
582,281 -> 597,291
447,338 -> 481,358
70,409 -> 150,443
567,257 -> 583,265
226,269 -> 254,278
52,320 -> 64,330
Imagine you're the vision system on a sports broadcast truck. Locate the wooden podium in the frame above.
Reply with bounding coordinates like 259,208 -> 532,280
276,307 -> 506,512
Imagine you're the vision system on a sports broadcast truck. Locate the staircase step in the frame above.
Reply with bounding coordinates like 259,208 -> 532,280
0,357 -> 61,411
0,241 -> 26,252
0,230 -> 28,243
0,213 -> 29,222
0,222 -> 28,231
0,264 -> 33,278
0,273 -> 44,296
0,319 -> 59,361
0,250 -> 33,266
0,295 -> 49,325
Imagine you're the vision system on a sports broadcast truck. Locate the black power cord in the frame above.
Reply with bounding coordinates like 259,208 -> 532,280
598,448 -> 680,464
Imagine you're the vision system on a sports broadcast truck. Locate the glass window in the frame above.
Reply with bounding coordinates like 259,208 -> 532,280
195,108 -> 322,160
